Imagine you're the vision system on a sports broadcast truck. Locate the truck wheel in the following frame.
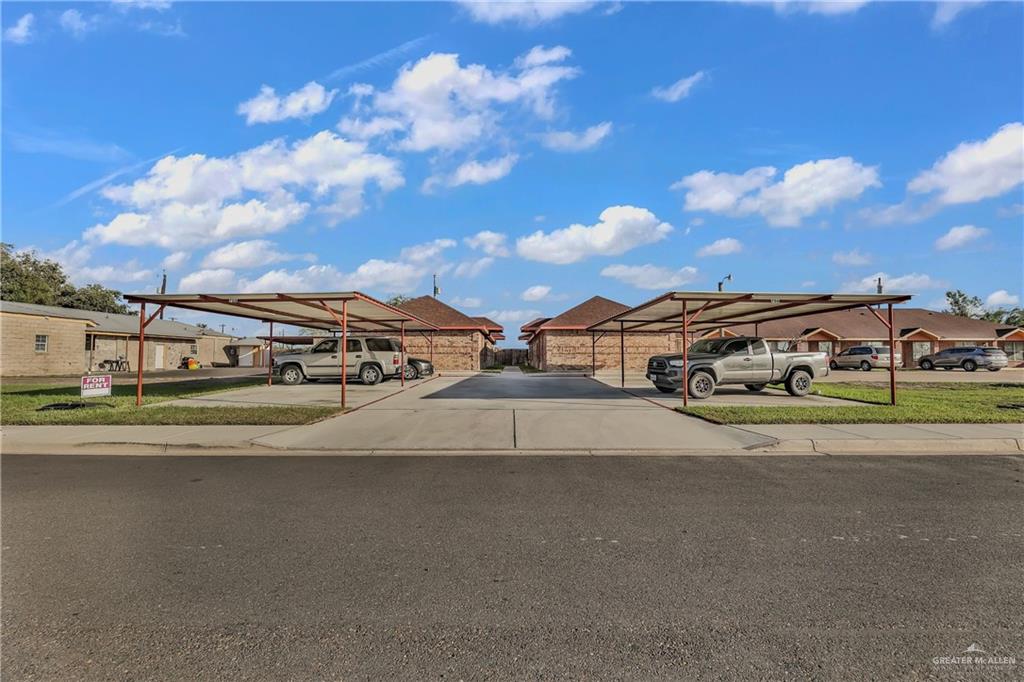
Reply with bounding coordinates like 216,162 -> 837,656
962,360 -> 977,372
860,361 -> 871,371
920,359 -> 933,370
280,364 -> 304,385
360,364 -> 383,385
745,384 -> 766,392
785,370 -> 812,397
687,371 -> 715,400
655,385 -> 676,394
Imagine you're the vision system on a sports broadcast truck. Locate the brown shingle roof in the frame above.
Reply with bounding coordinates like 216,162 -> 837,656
727,307 -> 1015,340
539,296 -> 630,329
397,296 -> 483,329
520,317 -> 550,332
471,316 -> 503,332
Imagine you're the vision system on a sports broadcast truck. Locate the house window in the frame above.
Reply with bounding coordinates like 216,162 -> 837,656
1004,341 -> 1024,362
34,334 -> 48,352
190,344 -> 198,354
773,341 -> 791,351
85,335 -> 95,351
816,341 -> 834,355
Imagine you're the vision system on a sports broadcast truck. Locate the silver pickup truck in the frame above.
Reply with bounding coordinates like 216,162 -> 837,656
646,336 -> 830,399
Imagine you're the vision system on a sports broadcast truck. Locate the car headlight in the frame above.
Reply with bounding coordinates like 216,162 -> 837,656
668,359 -> 684,367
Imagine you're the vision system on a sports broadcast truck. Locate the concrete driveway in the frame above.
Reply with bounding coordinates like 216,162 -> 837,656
253,369 -> 774,451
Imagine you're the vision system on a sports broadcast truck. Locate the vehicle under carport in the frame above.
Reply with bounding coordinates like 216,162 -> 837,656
587,291 -> 913,406
123,291 -> 438,409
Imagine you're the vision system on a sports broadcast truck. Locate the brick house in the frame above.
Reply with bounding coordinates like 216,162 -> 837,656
716,307 -> 1024,367
395,297 -> 503,371
0,300 -> 234,376
520,296 -> 685,372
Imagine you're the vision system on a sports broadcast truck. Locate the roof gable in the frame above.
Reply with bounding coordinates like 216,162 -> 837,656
540,296 -> 629,329
398,296 -> 482,329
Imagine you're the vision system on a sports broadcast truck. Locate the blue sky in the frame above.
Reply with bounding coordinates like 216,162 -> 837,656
3,0 -> 1022,338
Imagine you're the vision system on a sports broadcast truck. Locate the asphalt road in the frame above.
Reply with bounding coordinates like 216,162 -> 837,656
3,454 -> 1022,680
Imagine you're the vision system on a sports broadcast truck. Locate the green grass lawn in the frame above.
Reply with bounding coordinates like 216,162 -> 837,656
518,364 -> 544,373
678,382 -> 1024,424
1,377 -> 342,425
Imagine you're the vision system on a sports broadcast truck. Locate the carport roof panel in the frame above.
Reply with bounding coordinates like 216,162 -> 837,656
586,291 -> 914,333
122,292 -> 439,332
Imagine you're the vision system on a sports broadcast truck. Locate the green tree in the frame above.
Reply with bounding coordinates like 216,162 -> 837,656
942,289 -> 983,318
1,243 -> 131,314
386,294 -> 413,306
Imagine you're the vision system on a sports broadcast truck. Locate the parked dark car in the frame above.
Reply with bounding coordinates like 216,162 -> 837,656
917,346 -> 1008,372
403,357 -> 434,380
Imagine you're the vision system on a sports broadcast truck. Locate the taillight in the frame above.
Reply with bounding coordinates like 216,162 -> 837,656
871,354 -> 879,360
393,354 -> 400,365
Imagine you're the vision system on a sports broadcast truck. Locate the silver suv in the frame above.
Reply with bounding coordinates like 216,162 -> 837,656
918,346 -> 1008,372
830,345 -> 901,371
273,336 -> 402,385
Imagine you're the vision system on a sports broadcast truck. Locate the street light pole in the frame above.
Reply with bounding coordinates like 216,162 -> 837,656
717,274 -> 733,292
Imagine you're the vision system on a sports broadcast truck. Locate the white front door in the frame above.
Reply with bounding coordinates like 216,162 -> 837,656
154,344 -> 165,369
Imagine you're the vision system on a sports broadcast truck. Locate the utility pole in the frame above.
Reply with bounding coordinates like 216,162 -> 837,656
876,276 -> 883,294
432,274 -> 440,298
158,270 -> 167,319
717,274 -> 732,292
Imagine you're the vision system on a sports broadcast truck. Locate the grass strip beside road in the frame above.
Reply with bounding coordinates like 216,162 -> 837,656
678,382 -> 1024,424
1,378 -> 342,425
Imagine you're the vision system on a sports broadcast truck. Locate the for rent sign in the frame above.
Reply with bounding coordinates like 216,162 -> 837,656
81,374 -> 113,398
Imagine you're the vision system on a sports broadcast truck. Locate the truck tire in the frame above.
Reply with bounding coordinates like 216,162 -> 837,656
745,384 -> 766,392
280,364 -> 304,385
655,385 -> 676,394
360,363 -> 383,385
687,371 -> 716,400
785,370 -> 812,397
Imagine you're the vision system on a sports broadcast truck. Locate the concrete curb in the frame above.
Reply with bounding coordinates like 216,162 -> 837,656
3,439 -> 1023,457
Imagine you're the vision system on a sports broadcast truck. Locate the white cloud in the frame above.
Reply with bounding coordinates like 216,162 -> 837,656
986,290 -> 1020,308
908,122 -> 1023,206
200,239 -> 314,269
934,224 -> 989,251
485,309 -> 543,326
59,9 -> 98,38
465,230 -> 510,257
931,1 -> 984,29
601,264 -> 698,290
161,250 -> 189,270
86,130 -> 403,247
696,237 -> 743,257
111,0 -> 173,11
673,157 -> 880,227
427,154 -> 519,191
515,45 -> 572,68
28,241 -> 154,286
238,81 -> 339,125
178,268 -> 237,293
458,1 -> 596,26
832,248 -> 872,266
453,256 -> 495,278
238,260 -> 426,294
4,13 -> 34,44
842,271 -> 947,293
541,122 -> 612,152
399,238 -> 457,264
516,205 -> 673,264
450,295 -> 482,309
801,280 -> 817,288
344,50 -> 578,152
521,285 -> 551,301
651,71 -> 706,103
754,1 -> 870,15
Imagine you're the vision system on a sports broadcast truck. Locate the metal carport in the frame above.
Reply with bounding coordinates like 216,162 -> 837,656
587,291 -> 913,406
123,292 -> 438,408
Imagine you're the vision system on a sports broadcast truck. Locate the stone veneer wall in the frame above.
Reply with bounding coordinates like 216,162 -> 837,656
402,330 -> 483,371
537,330 -> 683,372
1,312 -> 89,376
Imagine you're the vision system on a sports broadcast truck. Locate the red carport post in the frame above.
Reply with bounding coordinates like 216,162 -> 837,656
135,302 -> 146,406
400,320 -> 406,387
619,321 -> 625,388
682,299 -> 688,408
267,321 -> 274,386
888,303 -> 896,406
429,330 -> 434,365
591,331 -> 596,377
341,300 -> 348,409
